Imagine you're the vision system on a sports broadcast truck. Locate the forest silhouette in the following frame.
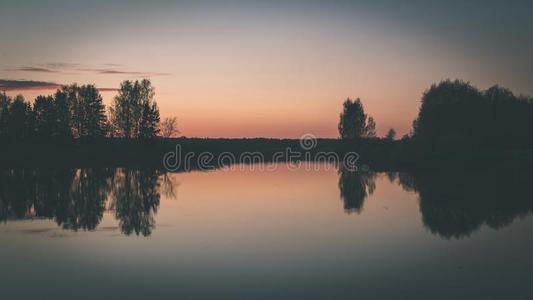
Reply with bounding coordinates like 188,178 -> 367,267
0,79 -> 164,141
1,78 -> 533,169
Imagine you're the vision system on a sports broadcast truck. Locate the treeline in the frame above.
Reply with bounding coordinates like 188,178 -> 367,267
0,79 -> 177,141
340,79 -> 533,150
412,79 -> 533,149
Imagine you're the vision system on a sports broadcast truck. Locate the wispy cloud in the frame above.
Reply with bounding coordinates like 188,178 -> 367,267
97,87 -> 119,92
0,79 -> 62,91
5,67 -> 57,73
79,68 -> 171,76
0,79 -> 117,92
4,62 -> 171,77
43,62 -> 81,69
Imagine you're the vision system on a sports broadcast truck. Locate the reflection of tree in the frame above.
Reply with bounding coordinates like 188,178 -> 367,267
110,169 -> 161,237
55,169 -> 113,231
3,168 -> 113,231
0,169 -> 36,221
32,169 -> 76,221
160,173 -> 179,200
338,168 -> 376,214
398,172 -> 533,239
0,168 -> 164,237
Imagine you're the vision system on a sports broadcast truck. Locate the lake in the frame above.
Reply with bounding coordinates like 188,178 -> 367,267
1,164 -> 532,299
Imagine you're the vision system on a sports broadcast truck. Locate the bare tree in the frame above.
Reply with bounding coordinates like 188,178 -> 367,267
160,117 -> 180,138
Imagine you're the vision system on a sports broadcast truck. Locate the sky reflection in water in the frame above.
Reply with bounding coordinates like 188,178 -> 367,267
1,164 -> 533,299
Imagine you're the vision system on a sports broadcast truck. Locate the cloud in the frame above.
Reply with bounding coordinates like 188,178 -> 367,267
79,68 -> 171,76
98,69 -> 145,75
5,67 -> 57,73
97,87 -> 119,92
43,62 -> 81,69
4,62 -> 171,77
0,79 -> 118,92
0,79 -> 62,91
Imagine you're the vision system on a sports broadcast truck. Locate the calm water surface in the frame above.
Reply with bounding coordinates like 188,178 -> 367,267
1,164 -> 532,299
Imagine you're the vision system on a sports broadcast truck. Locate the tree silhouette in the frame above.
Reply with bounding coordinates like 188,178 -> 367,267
52,89 -> 72,139
365,116 -> 376,137
63,84 -> 107,138
80,85 -> 107,137
34,90 -> 78,140
110,79 -> 160,139
139,100 -> 160,139
385,128 -> 396,140
0,92 -> 10,139
160,117 -> 179,138
63,84 -> 83,137
338,98 -> 376,139
33,95 -> 56,139
7,95 -> 33,140
412,79 -> 533,149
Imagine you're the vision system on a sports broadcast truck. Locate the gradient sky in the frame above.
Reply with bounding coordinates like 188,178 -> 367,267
1,0 -> 532,137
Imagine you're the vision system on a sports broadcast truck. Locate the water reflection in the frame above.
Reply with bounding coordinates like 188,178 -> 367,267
397,171 -> 533,239
337,167 -> 376,214
2,166 -> 533,240
109,169 -> 161,237
57,168 -> 113,231
336,168 -> 533,238
0,168 -> 171,237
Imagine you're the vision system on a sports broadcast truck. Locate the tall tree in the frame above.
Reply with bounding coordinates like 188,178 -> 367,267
110,79 -> 160,138
7,95 -> 33,140
0,92 -> 11,139
79,84 -> 107,137
64,84 -> 107,138
64,84 -> 83,137
338,98 -> 376,139
33,95 -> 56,139
139,101 -> 160,139
53,89 -> 72,139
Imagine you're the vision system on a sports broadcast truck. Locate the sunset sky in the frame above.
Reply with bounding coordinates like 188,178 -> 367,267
1,0 -> 532,138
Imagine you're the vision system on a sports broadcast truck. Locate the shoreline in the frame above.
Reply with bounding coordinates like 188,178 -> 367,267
1,138 -> 533,171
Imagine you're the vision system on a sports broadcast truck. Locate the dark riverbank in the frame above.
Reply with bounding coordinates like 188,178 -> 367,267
2,137 -> 533,171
